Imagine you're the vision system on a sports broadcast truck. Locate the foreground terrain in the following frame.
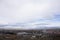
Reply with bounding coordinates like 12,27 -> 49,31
0,29 -> 60,40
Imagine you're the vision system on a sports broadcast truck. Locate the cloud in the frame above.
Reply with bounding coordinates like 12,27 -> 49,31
22,21 -> 60,29
0,20 -> 8,25
0,0 -> 60,27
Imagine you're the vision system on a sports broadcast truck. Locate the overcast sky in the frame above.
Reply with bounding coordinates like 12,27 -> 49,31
0,0 -> 60,28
